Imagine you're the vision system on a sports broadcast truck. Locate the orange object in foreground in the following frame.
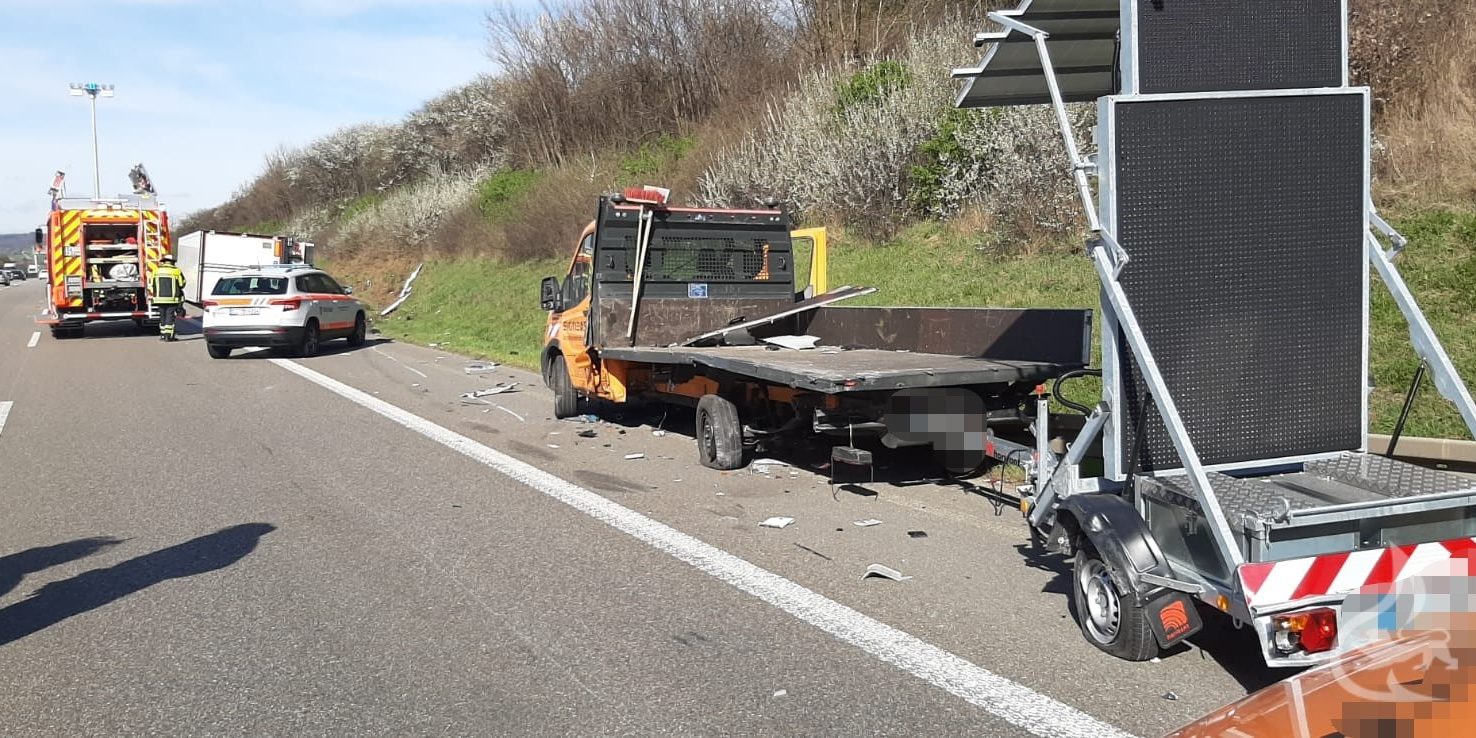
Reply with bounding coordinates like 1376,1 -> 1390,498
1167,618 -> 1476,738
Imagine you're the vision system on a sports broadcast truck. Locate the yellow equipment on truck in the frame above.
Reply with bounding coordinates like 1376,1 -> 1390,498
38,170 -> 173,339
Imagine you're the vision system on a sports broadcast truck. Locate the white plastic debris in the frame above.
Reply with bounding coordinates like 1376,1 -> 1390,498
761,335 -> 820,350
379,263 -> 423,317
772,690 -> 787,698
464,362 -> 499,375
759,517 -> 795,529
862,564 -> 911,581
460,383 -> 518,399
547,444 -> 560,449
853,519 -> 883,528
652,429 -> 667,437
624,453 -> 646,460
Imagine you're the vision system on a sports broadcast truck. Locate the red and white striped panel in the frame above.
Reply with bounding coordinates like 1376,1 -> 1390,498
1238,537 -> 1476,611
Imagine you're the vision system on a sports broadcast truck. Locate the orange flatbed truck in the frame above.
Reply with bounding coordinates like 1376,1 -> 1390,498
539,188 -> 1093,473
39,197 -> 172,338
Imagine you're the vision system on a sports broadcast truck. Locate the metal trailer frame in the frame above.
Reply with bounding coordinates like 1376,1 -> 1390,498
955,1 -> 1476,666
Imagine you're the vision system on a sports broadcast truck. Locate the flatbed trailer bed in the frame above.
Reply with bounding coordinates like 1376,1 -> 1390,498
599,345 -> 1074,394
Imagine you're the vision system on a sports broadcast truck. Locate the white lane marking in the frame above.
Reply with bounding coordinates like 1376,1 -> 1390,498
27,331 -> 40,348
371,346 -> 428,378
269,358 -> 1133,738
0,402 -> 11,436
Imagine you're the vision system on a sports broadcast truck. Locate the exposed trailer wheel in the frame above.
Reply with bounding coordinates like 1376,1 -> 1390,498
347,312 -> 367,347
550,354 -> 580,419
1072,542 -> 1158,661
696,394 -> 744,471
207,343 -> 232,359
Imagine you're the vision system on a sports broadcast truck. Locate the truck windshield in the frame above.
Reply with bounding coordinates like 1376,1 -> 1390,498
213,276 -> 287,295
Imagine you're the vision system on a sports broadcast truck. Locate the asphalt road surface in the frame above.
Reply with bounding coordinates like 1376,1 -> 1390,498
0,282 -> 1279,737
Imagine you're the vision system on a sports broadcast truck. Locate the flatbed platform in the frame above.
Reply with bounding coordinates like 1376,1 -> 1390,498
600,345 -> 1076,394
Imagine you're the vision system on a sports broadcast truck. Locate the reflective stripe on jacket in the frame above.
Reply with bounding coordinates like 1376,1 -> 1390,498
151,265 -> 186,304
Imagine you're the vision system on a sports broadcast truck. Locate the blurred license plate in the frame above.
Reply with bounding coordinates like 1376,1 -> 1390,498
228,307 -> 261,316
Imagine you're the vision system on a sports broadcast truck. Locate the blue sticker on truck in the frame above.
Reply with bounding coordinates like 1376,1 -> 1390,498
688,283 -> 709,298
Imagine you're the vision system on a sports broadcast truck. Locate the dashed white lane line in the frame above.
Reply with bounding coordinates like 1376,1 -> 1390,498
0,402 -> 11,436
269,357 -> 1135,738
371,346 -> 428,378
27,331 -> 40,348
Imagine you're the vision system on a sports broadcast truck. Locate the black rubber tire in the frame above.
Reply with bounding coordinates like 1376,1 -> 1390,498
207,344 -> 232,359
293,320 -> 320,358
696,394 -> 745,471
347,312 -> 367,347
550,354 -> 580,419
937,449 -> 989,479
1072,542 -> 1159,662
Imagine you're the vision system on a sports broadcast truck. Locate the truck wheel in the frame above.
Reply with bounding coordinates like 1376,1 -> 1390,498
207,344 -> 232,359
293,320 -> 320,358
550,355 -> 580,419
347,313 -> 367,347
697,394 -> 745,471
1072,542 -> 1158,661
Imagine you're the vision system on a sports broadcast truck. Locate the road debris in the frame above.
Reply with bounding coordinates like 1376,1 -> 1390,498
751,458 -> 790,475
772,690 -> 787,698
862,564 -> 911,581
1162,692 -> 1179,701
759,516 -> 795,529
794,543 -> 833,561
464,362 -> 499,375
624,453 -> 646,460
547,444 -> 560,449
379,262 -> 423,317
496,405 -> 525,422
853,519 -> 883,528
461,383 -> 518,399
907,530 -> 929,539
652,429 -> 667,437
577,429 -> 598,438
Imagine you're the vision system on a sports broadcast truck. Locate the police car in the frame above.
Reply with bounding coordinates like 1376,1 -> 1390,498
201,265 -> 368,359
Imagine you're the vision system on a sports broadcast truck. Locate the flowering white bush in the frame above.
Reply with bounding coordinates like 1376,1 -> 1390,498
334,165 -> 491,251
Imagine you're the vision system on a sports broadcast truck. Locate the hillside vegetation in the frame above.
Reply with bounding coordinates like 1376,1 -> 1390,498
189,0 -> 1476,438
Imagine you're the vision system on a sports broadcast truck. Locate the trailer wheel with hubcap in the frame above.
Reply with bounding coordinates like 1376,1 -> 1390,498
550,354 -> 580,419
696,394 -> 744,470
1072,542 -> 1158,661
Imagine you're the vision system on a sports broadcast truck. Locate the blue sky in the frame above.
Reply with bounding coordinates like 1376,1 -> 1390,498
0,0 -> 515,232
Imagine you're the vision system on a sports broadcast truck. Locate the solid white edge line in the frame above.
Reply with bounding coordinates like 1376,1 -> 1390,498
269,357 -> 1137,738
27,331 -> 41,348
0,401 -> 11,436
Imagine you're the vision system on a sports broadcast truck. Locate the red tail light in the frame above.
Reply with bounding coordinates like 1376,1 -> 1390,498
270,297 -> 303,311
1273,607 -> 1338,654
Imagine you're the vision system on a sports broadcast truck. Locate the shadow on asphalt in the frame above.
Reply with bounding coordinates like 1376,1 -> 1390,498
0,523 -> 275,647
0,537 -> 124,600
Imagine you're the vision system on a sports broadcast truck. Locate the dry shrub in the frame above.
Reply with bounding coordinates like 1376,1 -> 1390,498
499,165 -> 606,261
1366,5 -> 1476,203
487,0 -> 795,168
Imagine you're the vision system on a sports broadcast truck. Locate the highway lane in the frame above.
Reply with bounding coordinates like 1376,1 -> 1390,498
0,282 -> 1274,736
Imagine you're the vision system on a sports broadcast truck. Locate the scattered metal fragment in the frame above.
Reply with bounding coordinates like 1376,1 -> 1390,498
464,362 -> 499,375
496,405 -> 525,422
907,530 -> 929,539
862,564 -> 911,581
624,453 -> 646,460
460,383 -> 518,399
1162,692 -> 1179,702
761,334 -> 821,350
854,519 -> 883,528
577,429 -> 598,438
652,429 -> 667,437
547,444 -> 560,449
772,690 -> 787,698
378,262 -> 423,317
794,543 -> 833,561
759,516 -> 795,529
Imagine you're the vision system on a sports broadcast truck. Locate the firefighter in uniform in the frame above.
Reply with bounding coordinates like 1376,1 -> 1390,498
150,254 -> 186,342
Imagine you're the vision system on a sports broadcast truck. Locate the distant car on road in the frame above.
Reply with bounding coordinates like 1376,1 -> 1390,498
26,265 -> 38,277
0,270 -> 10,287
201,265 -> 367,359
2,267 -> 24,282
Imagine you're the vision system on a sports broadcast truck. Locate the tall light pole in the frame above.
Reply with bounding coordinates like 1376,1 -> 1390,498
68,82 -> 114,198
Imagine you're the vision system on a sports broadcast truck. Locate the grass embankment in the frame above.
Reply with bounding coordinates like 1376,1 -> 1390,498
352,209 -> 1476,439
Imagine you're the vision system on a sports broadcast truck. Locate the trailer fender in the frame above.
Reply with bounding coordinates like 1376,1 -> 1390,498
1054,493 -> 1202,649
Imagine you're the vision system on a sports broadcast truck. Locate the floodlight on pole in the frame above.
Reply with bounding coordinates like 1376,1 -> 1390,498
68,82 -> 114,197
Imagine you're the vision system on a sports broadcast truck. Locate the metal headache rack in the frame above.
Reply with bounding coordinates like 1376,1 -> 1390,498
956,0 -> 1476,665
